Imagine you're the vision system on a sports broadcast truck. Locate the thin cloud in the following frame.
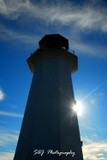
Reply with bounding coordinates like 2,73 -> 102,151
0,0 -> 107,32
69,37 -> 107,58
0,110 -> 23,118
0,24 -> 38,44
0,129 -> 18,146
0,88 -> 5,101
0,0 -> 30,20
83,138 -> 107,160
0,152 -> 14,160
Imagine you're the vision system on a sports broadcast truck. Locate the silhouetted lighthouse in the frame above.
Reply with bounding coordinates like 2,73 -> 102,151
14,34 -> 84,160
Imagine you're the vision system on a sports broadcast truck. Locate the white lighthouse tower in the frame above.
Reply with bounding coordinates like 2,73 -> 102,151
14,34 -> 84,160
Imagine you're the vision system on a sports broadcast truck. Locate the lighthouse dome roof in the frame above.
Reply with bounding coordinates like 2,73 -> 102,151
39,34 -> 69,50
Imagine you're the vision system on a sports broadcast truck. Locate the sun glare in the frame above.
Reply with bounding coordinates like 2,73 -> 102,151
73,101 -> 84,116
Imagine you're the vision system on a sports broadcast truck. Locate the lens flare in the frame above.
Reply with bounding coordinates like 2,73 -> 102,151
73,101 -> 84,116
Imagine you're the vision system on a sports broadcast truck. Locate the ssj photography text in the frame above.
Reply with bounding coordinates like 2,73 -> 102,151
34,149 -> 75,157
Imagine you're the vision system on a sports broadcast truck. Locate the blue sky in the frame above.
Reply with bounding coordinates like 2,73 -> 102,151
0,0 -> 107,159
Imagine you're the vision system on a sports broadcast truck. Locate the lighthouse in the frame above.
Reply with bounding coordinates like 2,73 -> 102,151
14,34 -> 84,160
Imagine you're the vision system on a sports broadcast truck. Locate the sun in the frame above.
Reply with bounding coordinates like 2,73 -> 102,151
73,101 -> 84,116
